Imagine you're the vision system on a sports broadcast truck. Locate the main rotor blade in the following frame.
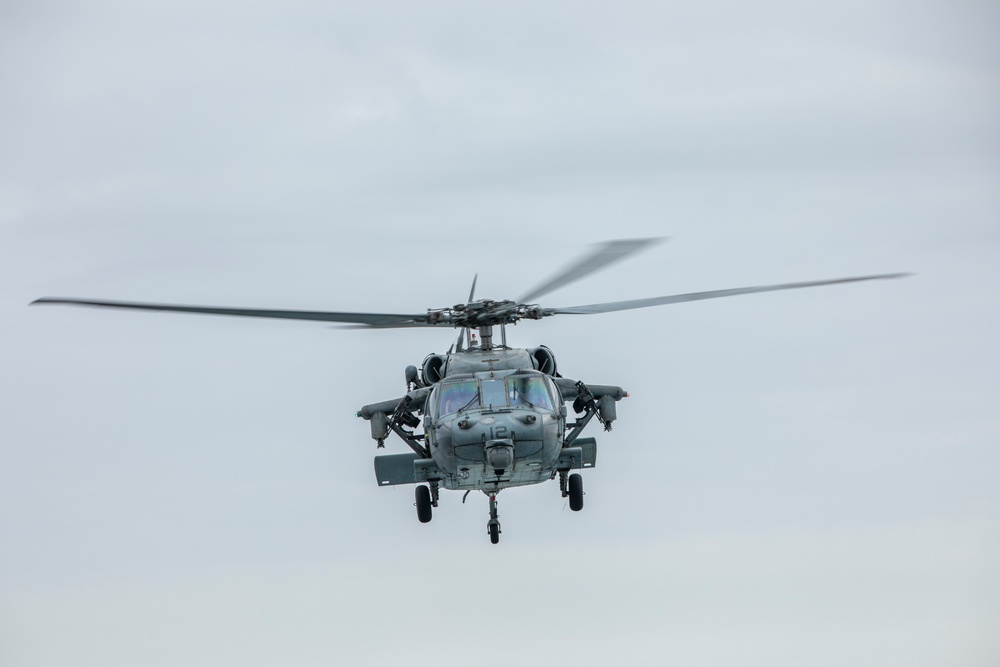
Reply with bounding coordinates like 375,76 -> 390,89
30,297 -> 432,328
549,273 -> 912,315
467,273 -> 479,303
518,237 -> 666,304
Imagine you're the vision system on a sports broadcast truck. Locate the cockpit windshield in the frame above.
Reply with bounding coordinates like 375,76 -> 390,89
434,374 -> 556,417
508,376 -> 555,411
436,380 -> 480,416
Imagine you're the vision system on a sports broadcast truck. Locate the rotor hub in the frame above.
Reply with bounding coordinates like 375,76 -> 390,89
425,300 -> 548,328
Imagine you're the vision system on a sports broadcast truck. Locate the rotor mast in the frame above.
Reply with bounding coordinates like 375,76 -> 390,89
478,325 -> 493,351
475,322 -> 509,351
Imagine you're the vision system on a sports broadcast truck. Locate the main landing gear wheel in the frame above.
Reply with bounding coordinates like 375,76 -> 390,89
487,493 -> 501,544
415,485 -> 432,523
568,473 -> 584,512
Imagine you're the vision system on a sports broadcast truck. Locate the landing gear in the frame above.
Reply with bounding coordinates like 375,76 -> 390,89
568,473 -> 584,511
558,469 -> 585,511
415,485 -> 432,523
487,493 -> 501,544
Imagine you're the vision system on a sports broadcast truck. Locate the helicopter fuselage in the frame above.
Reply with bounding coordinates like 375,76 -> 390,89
424,367 -> 566,490
361,346 -> 624,496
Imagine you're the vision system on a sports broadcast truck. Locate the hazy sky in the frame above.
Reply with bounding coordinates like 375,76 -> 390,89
1,2 -> 998,666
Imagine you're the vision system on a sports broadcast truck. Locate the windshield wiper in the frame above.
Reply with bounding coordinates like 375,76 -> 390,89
511,384 -> 535,408
457,393 -> 480,413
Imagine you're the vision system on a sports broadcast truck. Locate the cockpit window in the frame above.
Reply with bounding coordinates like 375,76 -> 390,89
480,379 -> 507,409
435,375 -> 555,416
437,381 -> 480,416
508,376 -> 555,411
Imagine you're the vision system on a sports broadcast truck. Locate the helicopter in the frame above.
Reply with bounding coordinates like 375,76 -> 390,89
32,238 -> 908,543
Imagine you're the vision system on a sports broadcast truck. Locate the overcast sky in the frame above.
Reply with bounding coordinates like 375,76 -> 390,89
1,2 -> 998,666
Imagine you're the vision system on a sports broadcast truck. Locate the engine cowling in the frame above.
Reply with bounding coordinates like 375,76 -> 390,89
421,353 -> 447,385
528,346 -> 558,376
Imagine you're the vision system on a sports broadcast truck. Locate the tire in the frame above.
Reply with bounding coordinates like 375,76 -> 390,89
489,522 -> 500,544
568,473 -> 584,511
415,485 -> 433,523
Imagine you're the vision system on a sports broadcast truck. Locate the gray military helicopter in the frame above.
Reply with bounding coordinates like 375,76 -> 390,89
32,238 -> 908,543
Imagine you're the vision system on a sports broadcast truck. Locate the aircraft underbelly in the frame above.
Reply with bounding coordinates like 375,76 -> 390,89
454,438 -> 543,461
440,465 -> 553,490
434,436 -> 562,490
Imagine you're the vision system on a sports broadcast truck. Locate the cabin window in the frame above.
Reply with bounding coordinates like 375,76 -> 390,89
507,376 -> 554,411
480,379 -> 508,409
437,381 -> 480,416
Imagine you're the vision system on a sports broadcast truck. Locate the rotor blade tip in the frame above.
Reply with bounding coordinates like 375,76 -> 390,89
517,236 -> 670,303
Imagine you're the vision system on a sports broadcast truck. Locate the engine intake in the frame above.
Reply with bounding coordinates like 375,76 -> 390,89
421,353 -> 447,385
528,346 -> 558,376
